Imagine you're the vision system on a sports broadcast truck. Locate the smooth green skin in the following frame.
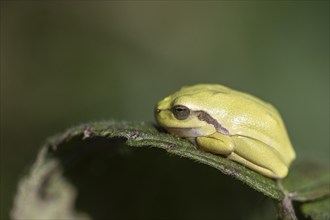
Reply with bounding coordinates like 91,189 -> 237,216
155,84 -> 296,179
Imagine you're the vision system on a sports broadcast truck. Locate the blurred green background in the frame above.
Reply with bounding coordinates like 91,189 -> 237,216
1,1 -> 329,219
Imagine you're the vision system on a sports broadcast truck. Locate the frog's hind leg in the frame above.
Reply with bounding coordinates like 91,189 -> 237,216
228,153 -> 285,178
230,136 -> 288,179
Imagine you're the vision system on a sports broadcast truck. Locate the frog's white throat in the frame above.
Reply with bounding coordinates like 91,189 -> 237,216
164,126 -> 208,138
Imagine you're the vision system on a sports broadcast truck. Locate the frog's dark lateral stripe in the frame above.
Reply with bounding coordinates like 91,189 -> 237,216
195,111 -> 230,135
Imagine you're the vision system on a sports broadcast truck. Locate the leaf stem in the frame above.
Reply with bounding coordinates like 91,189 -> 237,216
276,180 -> 297,220
276,195 -> 297,220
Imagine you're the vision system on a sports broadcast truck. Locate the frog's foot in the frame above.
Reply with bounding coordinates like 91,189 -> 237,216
196,133 -> 235,156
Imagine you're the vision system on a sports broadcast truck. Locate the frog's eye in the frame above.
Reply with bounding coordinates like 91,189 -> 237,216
171,105 -> 190,120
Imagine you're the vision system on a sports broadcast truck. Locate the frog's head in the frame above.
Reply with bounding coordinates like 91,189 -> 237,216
154,85 -> 218,138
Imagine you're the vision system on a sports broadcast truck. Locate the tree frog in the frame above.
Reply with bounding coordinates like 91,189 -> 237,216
154,84 -> 296,179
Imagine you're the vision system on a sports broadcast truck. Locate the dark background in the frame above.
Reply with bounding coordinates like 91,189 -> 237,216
1,1 -> 329,219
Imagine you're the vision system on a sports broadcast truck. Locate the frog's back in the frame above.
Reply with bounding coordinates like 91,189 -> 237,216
178,84 -> 295,165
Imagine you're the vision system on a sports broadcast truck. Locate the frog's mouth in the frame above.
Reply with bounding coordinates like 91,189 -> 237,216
164,126 -> 205,138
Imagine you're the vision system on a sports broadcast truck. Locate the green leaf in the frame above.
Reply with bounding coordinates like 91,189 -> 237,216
45,121 -> 284,200
300,197 -> 330,220
18,120 -> 330,220
281,161 -> 330,201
